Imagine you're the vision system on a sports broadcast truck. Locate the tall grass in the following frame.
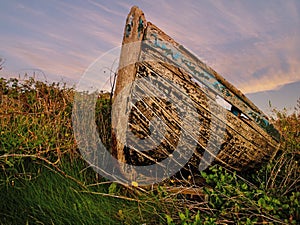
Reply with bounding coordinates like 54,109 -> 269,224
0,77 -> 299,224
0,77 -> 175,224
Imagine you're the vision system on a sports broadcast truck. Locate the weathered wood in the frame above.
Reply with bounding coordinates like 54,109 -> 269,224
112,6 -> 146,164
125,62 -> 277,171
113,6 -> 281,180
114,6 -> 146,96
141,22 -> 280,142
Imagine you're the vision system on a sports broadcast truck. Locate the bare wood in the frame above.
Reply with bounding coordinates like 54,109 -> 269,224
113,6 -> 147,164
114,6 -> 146,96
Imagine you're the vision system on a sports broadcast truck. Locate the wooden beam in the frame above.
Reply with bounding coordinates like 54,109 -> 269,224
113,6 -> 147,164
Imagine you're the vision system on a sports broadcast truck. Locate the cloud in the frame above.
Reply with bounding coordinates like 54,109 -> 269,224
0,0 -> 126,83
213,32 -> 300,93
1,0 -> 299,96
4,37 -> 108,77
130,0 -> 299,94
166,0 -> 300,94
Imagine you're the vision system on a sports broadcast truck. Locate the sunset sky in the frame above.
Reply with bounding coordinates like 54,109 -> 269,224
0,0 -> 299,114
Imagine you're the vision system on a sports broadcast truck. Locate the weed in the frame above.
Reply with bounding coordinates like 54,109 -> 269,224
0,77 -> 299,224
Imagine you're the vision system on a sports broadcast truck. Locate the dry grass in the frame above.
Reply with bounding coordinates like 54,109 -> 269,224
0,77 -> 299,224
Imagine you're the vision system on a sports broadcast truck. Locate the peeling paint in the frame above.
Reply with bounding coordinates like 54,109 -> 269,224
113,7 -> 281,178
137,17 -> 144,39
143,32 -> 280,141
125,14 -> 134,37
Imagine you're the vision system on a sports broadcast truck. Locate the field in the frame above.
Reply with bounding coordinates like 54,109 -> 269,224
0,77 -> 299,224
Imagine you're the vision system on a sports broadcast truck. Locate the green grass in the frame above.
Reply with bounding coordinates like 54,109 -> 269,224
0,77 -> 169,224
0,77 -> 299,224
0,156 -> 172,225
0,159 -> 126,225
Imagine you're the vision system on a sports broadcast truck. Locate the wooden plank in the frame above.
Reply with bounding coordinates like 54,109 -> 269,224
141,22 -> 280,142
138,60 -> 278,148
128,62 -> 277,170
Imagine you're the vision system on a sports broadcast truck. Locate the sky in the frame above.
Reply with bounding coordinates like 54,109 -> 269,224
0,0 -> 299,115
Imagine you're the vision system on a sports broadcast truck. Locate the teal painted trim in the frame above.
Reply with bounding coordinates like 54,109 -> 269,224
143,33 -> 280,142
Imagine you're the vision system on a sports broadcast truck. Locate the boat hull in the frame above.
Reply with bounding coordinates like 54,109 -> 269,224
111,6 -> 280,183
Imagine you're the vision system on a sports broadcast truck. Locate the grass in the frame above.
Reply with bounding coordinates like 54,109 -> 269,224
0,159 -> 126,225
0,77 -> 170,224
0,76 -> 299,224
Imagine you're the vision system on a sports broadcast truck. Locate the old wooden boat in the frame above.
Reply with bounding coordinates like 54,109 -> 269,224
111,6 -> 280,183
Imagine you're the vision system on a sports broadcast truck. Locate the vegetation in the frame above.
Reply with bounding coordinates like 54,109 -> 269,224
0,77 -> 299,224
